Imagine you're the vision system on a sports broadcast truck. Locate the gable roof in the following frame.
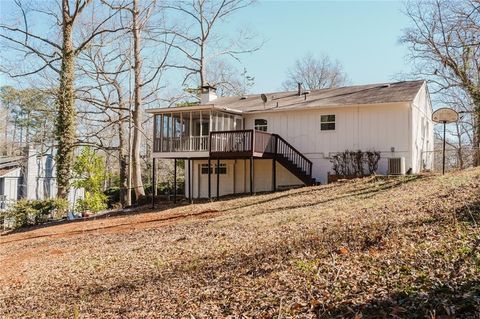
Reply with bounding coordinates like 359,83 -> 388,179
207,80 -> 425,113
0,156 -> 22,177
145,80 -> 427,115
0,156 -> 22,169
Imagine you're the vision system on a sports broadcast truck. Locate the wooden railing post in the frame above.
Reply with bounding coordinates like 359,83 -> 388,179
272,134 -> 278,192
251,130 -> 255,153
209,132 -> 212,155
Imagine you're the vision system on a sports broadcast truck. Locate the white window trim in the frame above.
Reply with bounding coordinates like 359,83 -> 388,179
320,114 -> 336,131
201,163 -> 227,175
254,119 -> 268,132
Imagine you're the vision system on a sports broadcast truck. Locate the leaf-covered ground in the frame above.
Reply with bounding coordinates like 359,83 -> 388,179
1,168 -> 479,318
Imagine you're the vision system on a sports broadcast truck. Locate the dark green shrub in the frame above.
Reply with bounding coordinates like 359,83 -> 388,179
104,187 -> 120,208
1,198 -> 68,229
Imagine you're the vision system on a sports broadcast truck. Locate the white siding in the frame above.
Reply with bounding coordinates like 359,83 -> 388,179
244,102 -> 412,183
185,159 -> 303,198
1,168 -> 21,210
411,83 -> 434,172
163,86 -> 434,197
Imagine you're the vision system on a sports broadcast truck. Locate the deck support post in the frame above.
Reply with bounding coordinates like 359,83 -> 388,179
250,156 -> 254,195
273,135 -> 277,192
216,158 -> 220,200
173,158 -> 177,204
188,158 -> 193,204
208,157 -> 211,200
152,157 -> 156,209
272,158 -> 276,192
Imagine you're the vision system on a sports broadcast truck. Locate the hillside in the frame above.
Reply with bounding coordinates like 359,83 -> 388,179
1,168 -> 479,318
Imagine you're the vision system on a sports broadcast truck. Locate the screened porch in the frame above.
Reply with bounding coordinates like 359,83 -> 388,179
153,109 -> 243,153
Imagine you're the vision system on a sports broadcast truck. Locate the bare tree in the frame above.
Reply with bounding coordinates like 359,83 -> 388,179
0,0 -> 123,198
161,0 -> 261,97
205,60 -> 254,96
76,33 -> 131,206
99,0 -> 175,202
282,53 -> 349,91
401,0 -> 480,166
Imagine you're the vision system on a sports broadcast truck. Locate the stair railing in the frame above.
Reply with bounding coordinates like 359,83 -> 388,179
273,134 -> 313,178
209,130 -> 313,181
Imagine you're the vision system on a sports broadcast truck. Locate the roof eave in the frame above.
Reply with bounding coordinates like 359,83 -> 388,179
241,101 -> 412,114
145,104 -> 243,115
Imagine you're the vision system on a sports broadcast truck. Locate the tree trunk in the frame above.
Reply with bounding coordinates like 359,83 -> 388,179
472,95 -> 480,167
118,120 -> 128,207
56,1 -> 76,199
131,0 -> 145,199
116,86 -> 128,207
199,42 -> 206,87
473,113 -> 479,167
4,111 -> 8,156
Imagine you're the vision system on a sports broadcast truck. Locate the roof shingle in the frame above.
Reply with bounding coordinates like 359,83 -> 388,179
207,80 -> 425,113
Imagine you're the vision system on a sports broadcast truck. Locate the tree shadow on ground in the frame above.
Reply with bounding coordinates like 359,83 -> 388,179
456,200 -> 480,227
224,175 -> 423,216
0,201 -> 179,237
319,279 -> 480,319
36,185 -> 478,318
0,175 -> 425,237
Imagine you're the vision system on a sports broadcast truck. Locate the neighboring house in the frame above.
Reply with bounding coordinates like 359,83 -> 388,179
147,80 -> 434,199
0,147 -> 82,210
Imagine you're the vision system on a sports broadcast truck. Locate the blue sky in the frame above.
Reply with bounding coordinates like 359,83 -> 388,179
0,0 -> 412,93
227,0 -> 411,92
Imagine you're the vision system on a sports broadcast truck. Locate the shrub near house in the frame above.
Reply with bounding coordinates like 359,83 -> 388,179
329,150 -> 381,182
0,198 -> 68,229
72,147 -> 108,214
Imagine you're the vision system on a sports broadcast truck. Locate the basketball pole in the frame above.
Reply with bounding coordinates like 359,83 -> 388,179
442,120 -> 446,175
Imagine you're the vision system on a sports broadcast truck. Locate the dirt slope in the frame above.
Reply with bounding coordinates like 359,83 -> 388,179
1,169 -> 479,318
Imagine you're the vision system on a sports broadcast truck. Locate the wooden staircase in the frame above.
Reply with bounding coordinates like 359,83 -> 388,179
210,130 -> 315,186
273,134 -> 315,186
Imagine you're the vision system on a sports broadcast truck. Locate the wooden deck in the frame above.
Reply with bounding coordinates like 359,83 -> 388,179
154,129 -> 314,185
209,130 -> 313,185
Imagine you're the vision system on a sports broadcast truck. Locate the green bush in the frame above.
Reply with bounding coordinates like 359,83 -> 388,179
72,147 -> 108,213
1,198 -> 68,229
76,192 -> 108,213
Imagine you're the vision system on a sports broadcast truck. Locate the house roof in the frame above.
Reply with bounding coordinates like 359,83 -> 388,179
0,167 -> 20,177
207,80 -> 426,113
147,80 -> 426,114
0,156 -> 22,177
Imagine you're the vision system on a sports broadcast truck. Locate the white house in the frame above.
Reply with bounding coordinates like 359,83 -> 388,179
147,80 -> 434,200
0,147 -> 82,210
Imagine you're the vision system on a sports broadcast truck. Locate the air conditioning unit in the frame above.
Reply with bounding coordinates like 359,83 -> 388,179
388,157 -> 405,175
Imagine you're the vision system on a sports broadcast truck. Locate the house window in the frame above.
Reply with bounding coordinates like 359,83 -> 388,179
254,119 -> 268,131
201,163 -> 227,175
320,115 -> 335,131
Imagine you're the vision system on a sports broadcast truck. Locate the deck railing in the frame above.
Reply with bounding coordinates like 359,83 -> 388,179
154,136 -> 209,152
275,134 -> 312,177
154,131 -> 312,177
209,130 -> 253,155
